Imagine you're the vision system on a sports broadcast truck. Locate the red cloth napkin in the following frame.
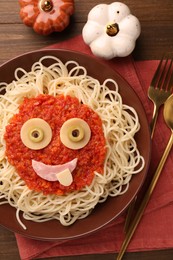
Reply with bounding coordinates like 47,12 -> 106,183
15,35 -> 173,260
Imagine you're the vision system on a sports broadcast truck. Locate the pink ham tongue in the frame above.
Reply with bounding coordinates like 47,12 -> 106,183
32,158 -> 78,182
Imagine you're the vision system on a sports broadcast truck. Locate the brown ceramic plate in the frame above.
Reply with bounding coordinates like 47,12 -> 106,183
0,49 -> 151,241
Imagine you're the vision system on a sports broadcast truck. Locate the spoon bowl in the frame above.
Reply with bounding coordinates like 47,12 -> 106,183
164,94 -> 173,131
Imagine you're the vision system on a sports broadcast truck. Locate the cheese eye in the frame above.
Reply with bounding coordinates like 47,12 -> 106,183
20,118 -> 52,150
60,118 -> 91,150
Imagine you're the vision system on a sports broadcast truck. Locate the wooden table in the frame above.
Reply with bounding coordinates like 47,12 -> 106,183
0,1 -> 173,259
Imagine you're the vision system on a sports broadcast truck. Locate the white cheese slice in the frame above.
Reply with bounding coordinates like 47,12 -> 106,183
56,168 -> 73,186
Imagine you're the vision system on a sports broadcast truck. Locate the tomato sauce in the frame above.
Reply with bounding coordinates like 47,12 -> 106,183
4,94 -> 106,195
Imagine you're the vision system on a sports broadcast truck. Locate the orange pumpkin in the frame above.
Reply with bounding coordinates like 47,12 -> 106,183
19,0 -> 75,35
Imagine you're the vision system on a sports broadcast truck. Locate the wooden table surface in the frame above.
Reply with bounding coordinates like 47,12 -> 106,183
0,1 -> 173,260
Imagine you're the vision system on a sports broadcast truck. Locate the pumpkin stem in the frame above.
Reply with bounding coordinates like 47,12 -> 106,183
106,23 -> 119,37
39,0 -> 53,12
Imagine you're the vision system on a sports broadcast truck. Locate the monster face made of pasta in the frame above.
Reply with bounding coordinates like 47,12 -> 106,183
0,56 -> 144,228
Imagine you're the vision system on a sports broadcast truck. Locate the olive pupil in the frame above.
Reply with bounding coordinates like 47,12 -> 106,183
32,131 -> 40,139
72,129 -> 80,137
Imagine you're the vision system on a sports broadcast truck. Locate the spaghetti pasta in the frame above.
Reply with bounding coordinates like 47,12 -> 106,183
0,56 -> 145,228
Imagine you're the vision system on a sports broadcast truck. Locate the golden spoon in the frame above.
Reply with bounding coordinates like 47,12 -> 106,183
117,94 -> 173,260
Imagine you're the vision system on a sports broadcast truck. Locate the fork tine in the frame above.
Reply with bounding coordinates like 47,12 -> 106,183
157,57 -> 169,89
167,59 -> 173,91
150,56 -> 164,87
161,58 -> 173,90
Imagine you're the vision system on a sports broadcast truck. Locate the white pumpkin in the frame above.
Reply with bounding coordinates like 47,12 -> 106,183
82,2 -> 141,60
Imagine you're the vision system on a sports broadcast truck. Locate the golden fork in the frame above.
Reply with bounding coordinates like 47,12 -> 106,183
148,55 -> 173,138
116,93 -> 173,260
124,54 -> 173,233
